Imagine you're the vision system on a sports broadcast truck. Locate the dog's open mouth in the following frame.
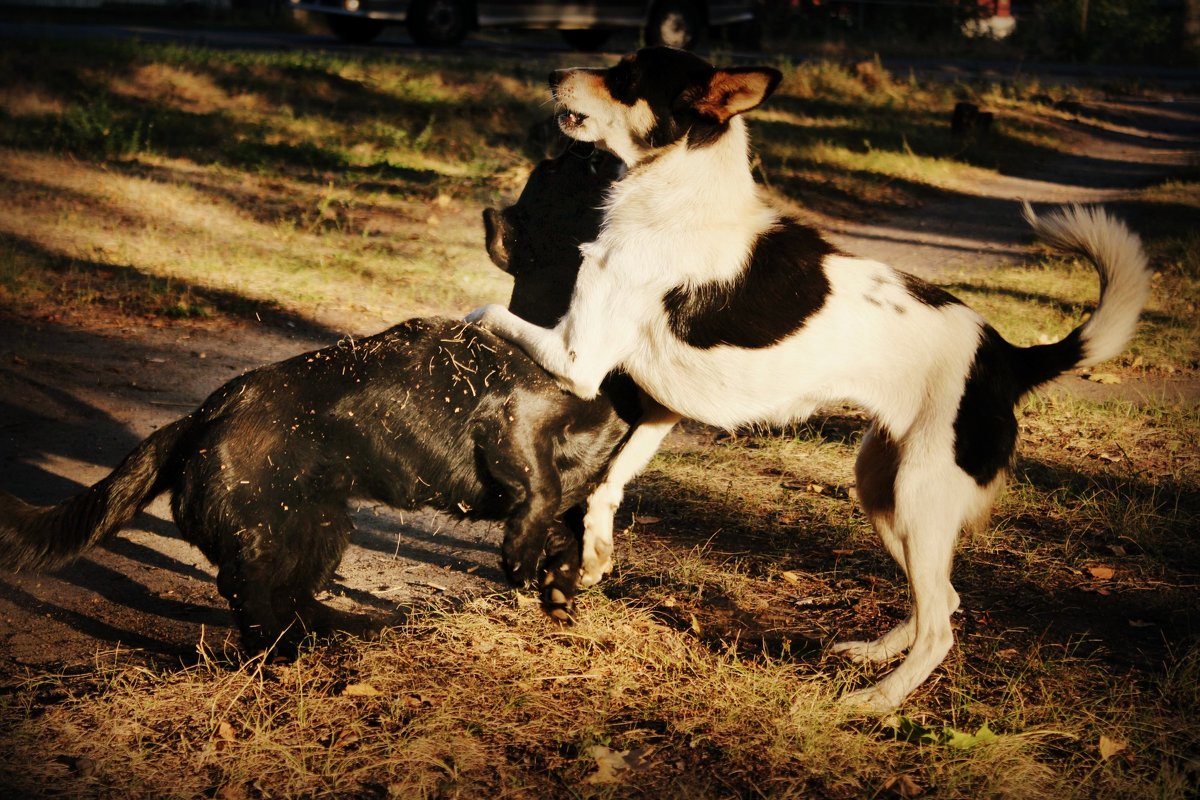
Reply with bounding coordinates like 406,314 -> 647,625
557,109 -> 589,130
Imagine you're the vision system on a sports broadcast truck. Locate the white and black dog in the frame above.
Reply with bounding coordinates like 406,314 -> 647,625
469,47 -> 1152,711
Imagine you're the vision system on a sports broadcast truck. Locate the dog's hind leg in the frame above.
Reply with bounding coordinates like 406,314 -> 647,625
836,435 -> 986,712
832,425 -> 920,663
580,401 -> 681,587
271,507 -> 379,640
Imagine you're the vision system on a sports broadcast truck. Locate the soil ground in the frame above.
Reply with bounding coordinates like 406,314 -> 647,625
0,93 -> 1197,684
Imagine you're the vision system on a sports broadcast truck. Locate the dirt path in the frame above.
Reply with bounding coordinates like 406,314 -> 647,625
1,95 -> 1197,681
826,97 -> 1200,276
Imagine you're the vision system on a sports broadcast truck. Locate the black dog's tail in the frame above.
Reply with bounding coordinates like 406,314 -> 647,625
0,415 -> 193,572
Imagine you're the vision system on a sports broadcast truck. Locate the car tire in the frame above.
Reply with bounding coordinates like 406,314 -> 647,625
560,28 -> 613,51
407,0 -> 471,47
325,13 -> 387,44
645,0 -> 704,50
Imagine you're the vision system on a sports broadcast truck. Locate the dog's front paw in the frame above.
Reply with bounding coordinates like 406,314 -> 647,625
541,562 -> 578,625
465,304 -> 505,326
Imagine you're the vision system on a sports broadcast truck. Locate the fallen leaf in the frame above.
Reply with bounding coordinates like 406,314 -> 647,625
633,514 -> 662,525
342,682 -> 381,697
1088,565 -> 1115,580
216,720 -> 237,742
584,744 -> 649,784
832,549 -> 855,556
1099,735 -> 1128,762
780,570 -> 803,584
1085,372 -> 1122,384
883,773 -> 925,797
944,722 -> 998,750
215,783 -> 250,800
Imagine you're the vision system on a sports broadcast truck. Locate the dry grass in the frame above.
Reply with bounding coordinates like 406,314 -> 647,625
6,594 -> 1192,799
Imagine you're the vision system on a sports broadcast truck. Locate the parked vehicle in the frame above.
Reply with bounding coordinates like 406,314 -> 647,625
290,0 -> 758,49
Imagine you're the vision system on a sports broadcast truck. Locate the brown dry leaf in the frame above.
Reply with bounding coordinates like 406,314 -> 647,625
634,514 -> 662,525
883,773 -> 925,797
832,549 -> 855,556
780,570 -> 803,584
342,682 -> 381,697
1088,565 -> 1116,580
1099,735 -> 1128,762
583,744 -> 649,785
215,783 -> 251,800
216,720 -> 237,742
1086,372 -> 1122,384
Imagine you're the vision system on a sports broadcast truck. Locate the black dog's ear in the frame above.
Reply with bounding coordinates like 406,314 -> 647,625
692,67 -> 783,124
483,208 -> 513,273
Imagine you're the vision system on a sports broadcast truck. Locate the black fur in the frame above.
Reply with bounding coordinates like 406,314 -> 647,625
484,146 -> 623,329
1,150 -> 629,653
663,221 -> 837,349
952,327 -> 1021,485
952,325 -> 1085,485
603,49 -> 728,150
553,48 -> 768,152
901,272 -> 962,309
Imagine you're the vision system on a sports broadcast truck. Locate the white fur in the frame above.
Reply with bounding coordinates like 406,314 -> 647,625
470,70 -> 1151,713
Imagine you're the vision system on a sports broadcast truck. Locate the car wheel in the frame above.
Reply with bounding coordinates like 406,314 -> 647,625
645,0 -> 703,50
325,13 -> 387,44
560,28 -> 614,51
407,0 -> 470,47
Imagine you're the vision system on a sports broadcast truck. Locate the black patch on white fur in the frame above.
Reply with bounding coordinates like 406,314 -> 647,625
953,327 -> 1020,485
602,48 -> 730,150
901,273 -> 962,308
953,325 -> 1084,485
663,221 -> 836,349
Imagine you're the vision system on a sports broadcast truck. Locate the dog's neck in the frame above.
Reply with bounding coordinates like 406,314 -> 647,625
602,117 -> 767,230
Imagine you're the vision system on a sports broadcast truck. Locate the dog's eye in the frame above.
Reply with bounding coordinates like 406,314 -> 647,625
604,64 -> 636,102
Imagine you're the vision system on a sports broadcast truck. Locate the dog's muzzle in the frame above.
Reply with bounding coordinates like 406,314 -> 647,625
557,109 -> 589,130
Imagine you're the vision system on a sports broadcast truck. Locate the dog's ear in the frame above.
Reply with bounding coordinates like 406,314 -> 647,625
693,67 -> 782,124
483,208 -> 513,273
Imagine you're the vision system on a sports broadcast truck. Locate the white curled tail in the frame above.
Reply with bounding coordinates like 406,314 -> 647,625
1022,201 -> 1151,368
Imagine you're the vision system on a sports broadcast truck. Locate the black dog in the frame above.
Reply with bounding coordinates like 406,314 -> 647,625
0,149 -> 626,653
